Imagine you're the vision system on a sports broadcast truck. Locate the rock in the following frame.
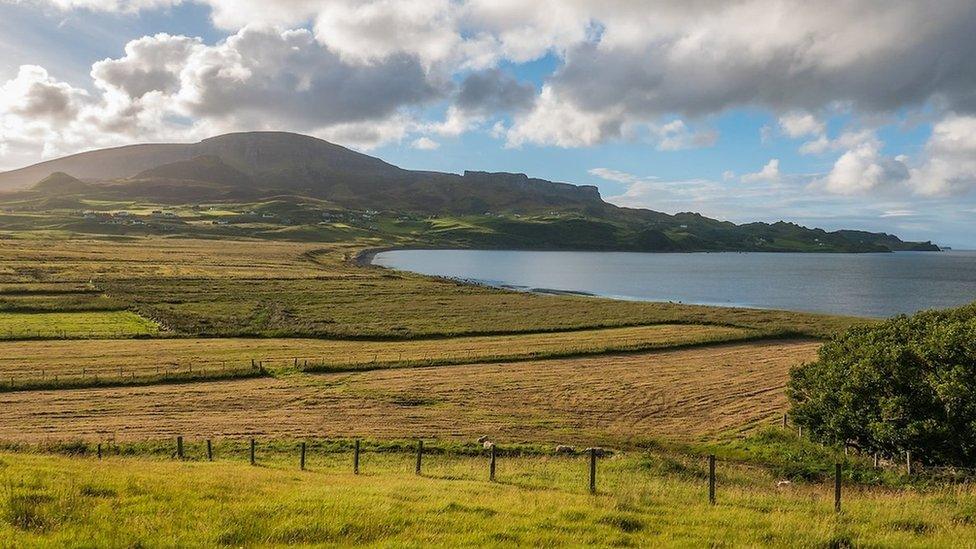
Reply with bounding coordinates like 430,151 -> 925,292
554,445 -> 575,454
584,447 -> 609,457
776,480 -> 792,488
483,441 -> 494,449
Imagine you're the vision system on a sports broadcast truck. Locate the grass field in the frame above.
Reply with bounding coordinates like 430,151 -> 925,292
1,449 -> 974,547
0,311 -> 159,340
0,340 -> 818,444
0,324 -> 756,389
0,237 -> 866,340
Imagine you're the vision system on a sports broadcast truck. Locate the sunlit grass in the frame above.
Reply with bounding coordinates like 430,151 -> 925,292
0,449 -> 973,547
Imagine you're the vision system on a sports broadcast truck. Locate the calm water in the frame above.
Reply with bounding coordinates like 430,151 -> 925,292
373,249 -> 976,318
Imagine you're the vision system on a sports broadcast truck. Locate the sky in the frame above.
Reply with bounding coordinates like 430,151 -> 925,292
0,1 -> 975,248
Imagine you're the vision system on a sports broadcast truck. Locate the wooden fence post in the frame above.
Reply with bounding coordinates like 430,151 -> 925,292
782,414 -> 787,428
207,439 -> 213,461
177,436 -> 184,460
415,440 -> 423,475
873,453 -> 879,468
589,448 -> 598,494
708,454 -> 716,505
834,463 -> 842,513
300,442 -> 306,470
354,439 -> 360,474
489,444 -> 497,482
250,438 -> 256,466
97,443 -> 102,460
906,451 -> 912,475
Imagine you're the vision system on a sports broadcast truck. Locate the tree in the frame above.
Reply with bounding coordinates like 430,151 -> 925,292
788,303 -> 976,466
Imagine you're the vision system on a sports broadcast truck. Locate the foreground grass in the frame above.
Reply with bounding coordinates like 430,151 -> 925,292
1,449 -> 974,547
0,311 -> 159,340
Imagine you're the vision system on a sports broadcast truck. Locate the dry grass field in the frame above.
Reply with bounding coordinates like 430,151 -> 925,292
0,340 -> 818,445
0,324 -> 754,388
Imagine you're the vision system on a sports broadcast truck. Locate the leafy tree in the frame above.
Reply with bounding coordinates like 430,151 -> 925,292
788,303 -> 976,466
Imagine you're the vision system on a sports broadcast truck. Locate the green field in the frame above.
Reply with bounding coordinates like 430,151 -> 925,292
0,311 -> 159,339
1,446 -> 972,547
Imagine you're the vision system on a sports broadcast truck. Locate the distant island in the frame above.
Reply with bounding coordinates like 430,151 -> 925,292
0,131 -> 939,253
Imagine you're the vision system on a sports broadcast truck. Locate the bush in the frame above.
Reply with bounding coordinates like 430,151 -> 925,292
788,303 -> 976,466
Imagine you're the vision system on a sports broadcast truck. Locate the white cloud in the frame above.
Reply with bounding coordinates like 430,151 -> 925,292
588,167 -> 657,186
411,136 -> 440,150
652,120 -> 718,151
741,159 -> 781,183
908,114 -> 976,196
820,138 -> 909,195
779,112 -> 825,138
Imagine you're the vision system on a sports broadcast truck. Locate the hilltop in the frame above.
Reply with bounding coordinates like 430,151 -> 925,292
0,131 -> 939,252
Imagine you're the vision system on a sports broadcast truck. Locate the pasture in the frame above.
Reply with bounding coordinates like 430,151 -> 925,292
1,448 -> 974,547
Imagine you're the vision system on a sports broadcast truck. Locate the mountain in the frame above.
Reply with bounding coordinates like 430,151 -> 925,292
0,131 -> 940,252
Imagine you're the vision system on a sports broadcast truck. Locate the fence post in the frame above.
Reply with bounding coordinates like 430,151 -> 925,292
300,442 -> 306,470
708,454 -> 716,505
834,463 -> 842,513
177,436 -> 184,460
97,442 -> 102,460
873,453 -> 879,468
415,440 -> 423,475
782,414 -> 787,428
589,448 -> 597,494
250,438 -> 256,466
906,451 -> 912,475
354,439 -> 360,474
489,444 -> 497,482
207,439 -> 213,461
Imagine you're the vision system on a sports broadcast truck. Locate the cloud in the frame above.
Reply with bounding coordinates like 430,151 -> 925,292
820,138 -> 909,195
778,112 -> 825,139
652,120 -> 718,151
908,114 -> 976,196
588,167 -> 657,186
0,26 -> 451,168
411,136 -> 440,150
91,33 -> 201,98
1,65 -> 87,122
456,68 -> 535,115
741,159 -> 781,183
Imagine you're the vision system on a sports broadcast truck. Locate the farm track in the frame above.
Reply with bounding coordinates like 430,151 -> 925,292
0,339 -> 819,445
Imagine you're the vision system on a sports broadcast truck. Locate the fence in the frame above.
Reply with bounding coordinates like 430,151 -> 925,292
79,435 -> 853,513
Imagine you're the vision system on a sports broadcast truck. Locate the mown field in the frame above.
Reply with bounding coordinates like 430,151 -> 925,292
1,448 -> 974,547
0,340 -> 818,444
0,324 -> 756,389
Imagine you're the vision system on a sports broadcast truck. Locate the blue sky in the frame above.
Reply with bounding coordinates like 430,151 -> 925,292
1,1 -> 974,247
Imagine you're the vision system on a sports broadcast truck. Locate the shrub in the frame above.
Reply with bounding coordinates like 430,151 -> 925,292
788,303 -> 976,466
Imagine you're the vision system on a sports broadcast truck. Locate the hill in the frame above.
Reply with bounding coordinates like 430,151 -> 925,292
0,131 -> 940,252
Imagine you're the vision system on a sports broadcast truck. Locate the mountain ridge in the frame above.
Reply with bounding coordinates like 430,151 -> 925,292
0,131 -> 941,253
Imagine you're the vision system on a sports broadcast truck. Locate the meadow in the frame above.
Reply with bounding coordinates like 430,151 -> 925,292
1,446 -> 974,547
